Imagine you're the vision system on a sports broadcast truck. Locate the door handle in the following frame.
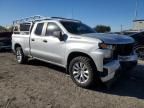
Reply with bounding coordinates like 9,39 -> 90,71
43,40 -> 47,43
31,38 -> 35,41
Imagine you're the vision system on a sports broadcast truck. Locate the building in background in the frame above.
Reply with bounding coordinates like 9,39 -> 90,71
121,19 -> 144,34
121,0 -> 144,34
133,19 -> 144,31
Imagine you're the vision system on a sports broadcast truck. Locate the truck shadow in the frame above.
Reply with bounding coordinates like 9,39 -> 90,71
28,59 -> 144,99
92,64 -> 144,99
28,59 -> 67,74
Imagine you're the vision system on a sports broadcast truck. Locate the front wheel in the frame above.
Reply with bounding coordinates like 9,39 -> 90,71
15,47 -> 28,64
69,56 -> 96,88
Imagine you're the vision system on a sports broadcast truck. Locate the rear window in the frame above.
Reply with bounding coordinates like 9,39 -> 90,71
20,23 -> 31,31
13,23 -> 31,35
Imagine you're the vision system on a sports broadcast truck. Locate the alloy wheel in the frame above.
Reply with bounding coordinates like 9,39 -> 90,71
72,62 -> 89,84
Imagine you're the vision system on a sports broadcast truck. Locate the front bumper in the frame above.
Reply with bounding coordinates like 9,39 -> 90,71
91,49 -> 138,82
99,54 -> 138,82
91,49 -> 120,82
99,60 -> 121,82
119,54 -> 138,70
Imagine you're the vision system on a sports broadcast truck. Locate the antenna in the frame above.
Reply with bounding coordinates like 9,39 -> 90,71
71,8 -> 74,19
134,0 -> 138,20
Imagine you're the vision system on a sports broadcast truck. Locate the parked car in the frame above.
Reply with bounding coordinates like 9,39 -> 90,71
121,31 -> 138,35
129,31 -> 144,60
12,16 -> 137,88
0,32 -> 12,51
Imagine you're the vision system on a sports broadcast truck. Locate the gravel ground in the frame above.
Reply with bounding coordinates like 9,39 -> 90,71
0,52 -> 144,108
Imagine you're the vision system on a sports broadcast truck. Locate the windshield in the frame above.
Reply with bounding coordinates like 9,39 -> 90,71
60,21 -> 96,35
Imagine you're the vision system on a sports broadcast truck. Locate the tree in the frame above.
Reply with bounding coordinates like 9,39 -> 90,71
7,26 -> 13,32
94,25 -> 111,33
0,25 -> 8,32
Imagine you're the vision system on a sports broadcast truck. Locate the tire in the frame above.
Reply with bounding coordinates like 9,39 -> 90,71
15,47 -> 28,64
69,56 -> 95,88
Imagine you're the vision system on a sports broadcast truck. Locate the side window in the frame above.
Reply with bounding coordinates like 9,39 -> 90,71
45,22 -> 61,36
35,23 -> 44,36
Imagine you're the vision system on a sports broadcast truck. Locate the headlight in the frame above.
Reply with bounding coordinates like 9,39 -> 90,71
99,43 -> 114,50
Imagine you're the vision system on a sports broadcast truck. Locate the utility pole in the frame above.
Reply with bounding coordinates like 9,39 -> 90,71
121,24 -> 123,33
71,8 -> 74,19
134,0 -> 138,20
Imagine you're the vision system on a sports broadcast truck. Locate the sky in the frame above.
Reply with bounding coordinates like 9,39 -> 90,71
0,0 -> 144,32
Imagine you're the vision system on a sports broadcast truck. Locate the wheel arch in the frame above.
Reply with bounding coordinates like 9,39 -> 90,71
67,51 -> 97,73
14,43 -> 22,52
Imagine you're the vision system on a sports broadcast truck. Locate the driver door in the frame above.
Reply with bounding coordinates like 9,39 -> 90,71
39,22 -> 66,66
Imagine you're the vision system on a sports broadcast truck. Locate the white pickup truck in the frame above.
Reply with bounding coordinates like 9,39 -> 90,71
12,16 -> 137,88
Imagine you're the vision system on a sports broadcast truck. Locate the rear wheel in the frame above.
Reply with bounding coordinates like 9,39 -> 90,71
15,47 -> 28,64
69,56 -> 95,88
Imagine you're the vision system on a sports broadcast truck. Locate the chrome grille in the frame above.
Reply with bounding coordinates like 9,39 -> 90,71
113,43 -> 134,59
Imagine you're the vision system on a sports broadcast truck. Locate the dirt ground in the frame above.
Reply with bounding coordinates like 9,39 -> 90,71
0,51 -> 144,108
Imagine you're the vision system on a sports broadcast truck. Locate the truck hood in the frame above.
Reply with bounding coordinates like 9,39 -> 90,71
82,33 -> 134,44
